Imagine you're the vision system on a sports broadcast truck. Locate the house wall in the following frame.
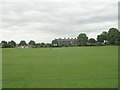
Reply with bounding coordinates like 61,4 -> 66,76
52,39 -> 78,47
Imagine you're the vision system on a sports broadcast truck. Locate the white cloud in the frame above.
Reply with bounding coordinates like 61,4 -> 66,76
0,0 -> 119,43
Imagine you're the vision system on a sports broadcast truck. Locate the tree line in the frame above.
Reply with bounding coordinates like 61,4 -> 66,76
0,40 -> 50,48
77,28 -> 120,46
0,27 -> 120,48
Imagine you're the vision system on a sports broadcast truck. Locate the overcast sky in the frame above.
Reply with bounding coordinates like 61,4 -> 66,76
0,0 -> 119,43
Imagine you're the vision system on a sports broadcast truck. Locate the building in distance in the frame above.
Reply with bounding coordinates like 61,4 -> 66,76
52,38 -> 78,47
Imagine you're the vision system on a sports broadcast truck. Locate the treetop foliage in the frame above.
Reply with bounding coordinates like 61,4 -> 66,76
1,27 -> 120,48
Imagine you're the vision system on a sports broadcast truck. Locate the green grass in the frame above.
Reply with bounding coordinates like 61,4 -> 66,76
2,46 -> 118,88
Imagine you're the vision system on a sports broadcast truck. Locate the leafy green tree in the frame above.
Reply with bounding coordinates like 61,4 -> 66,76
40,42 -> 45,47
97,34 -> 104,43
1,41 -> 8,48
19,40 -> 27,46
88,38 -> 96,45
35,43 -> 40,48
7,41 -> 13,48
107,28 -> 120,44
77,33 -> 88,46
97,31 -> 108,43
28,40 -> 35,47
11,40 -> 16,47
118,31 -> 120,43
45,43 -> 52,47
28,40 -> 35,45
101,31 -> 108,40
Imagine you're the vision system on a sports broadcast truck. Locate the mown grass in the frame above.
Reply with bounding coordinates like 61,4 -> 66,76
2,46 -> 118,88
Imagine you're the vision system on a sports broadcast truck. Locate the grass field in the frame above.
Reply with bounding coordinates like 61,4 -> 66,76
2,46 -> 118,88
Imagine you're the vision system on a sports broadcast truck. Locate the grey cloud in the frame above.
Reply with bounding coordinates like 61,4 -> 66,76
0,1 -> 118,42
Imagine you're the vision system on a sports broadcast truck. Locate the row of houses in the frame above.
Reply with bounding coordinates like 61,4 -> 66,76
51,38 -> 107,47
52,38 -> 78,47
0,38 -> 107,48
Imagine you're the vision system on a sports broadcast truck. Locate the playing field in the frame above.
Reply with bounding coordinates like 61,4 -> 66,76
2,46 -> 118,88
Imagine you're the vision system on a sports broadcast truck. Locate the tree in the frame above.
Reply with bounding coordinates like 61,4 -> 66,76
97,34 -> 104,43
7,41 -> 12,48
19,40 -> 27,46
40,42 -> 45,47
28,40 -> 35,45
97,31 -> 107,42
77,33 -> 88,46
35,43 -> 40,48
97,31 -> 108,43
11,40 -> 16,47
118,31 -> 120,45
107,28 -> 120,44
28,40 -> 35,48
44,43 -> 52,47
1,41 -> 8,48
88,38 -> 96,45
101,31 -> 108,40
